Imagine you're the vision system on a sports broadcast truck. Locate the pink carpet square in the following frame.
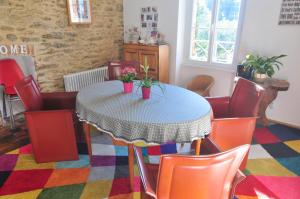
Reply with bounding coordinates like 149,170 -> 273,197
254,176 -> 300,199
235,175 -> 278,198
109,178 -> 131,196
0,169 -> 53,196
147,146 -> 161,155
253,128 -> 281,144
19,144 -> 33,154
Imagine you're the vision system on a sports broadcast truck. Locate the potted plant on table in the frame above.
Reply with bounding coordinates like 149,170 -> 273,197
241,54 -> 287,83
119,67 -> 137,93
137,59 -> 164,99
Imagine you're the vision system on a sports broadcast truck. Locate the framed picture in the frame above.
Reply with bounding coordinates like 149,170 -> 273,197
67,0 -> 92,24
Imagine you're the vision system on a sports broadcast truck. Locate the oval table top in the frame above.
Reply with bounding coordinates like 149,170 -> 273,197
76,80 -> 212,144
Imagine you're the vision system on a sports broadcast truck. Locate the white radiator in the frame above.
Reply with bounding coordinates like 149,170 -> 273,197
63,66 -> 108,92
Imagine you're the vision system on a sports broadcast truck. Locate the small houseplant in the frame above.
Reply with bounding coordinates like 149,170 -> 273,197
119,67 -> 137,93
242,54 -> 287,83
137,58 -> 164,99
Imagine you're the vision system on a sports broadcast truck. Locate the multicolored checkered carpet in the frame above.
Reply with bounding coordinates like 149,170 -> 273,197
0,124 -> 299,199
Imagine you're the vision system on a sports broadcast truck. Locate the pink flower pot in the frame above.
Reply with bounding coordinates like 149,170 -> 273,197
123,82 -> 133,93
142,87 -> 151,99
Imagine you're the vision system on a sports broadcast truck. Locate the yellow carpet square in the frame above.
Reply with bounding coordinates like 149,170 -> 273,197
0,189 -> 42,199
14,154 -> 55,170
45,168 -> 90,188
7,149 -> 19,154
246,159 -> 296,176
80,179 -> 112,199
284,140 -> 300,153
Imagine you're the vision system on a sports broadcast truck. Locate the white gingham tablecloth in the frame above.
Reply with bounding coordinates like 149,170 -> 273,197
76,81 -> 212,144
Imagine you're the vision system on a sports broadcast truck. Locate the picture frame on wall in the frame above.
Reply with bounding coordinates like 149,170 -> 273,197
67,0 -> 92,24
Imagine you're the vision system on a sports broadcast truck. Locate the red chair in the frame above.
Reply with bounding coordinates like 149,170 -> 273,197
0,59 -> 25,129
135,142 -> 250,199
207,77 -> 264,169
14,75 -> 79,163
107,60 -> 139,80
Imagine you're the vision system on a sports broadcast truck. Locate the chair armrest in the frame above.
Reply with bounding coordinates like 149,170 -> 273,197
200,137 -> 221,154
42,92 -> 77,110
134,146 -> 157,198
230,170 -> 246,199
205,96 -> 230,118
210,117 -> 257,151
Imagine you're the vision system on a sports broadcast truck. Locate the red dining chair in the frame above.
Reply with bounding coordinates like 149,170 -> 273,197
14,75 -> 79,163
206,77 -> 264,170
0,59 -> 25,129
135,142 -> 250,199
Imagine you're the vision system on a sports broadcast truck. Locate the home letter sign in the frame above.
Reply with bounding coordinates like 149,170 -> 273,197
0,44 -> 34,55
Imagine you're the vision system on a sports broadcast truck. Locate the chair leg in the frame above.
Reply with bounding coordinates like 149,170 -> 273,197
8,95 -> 16,129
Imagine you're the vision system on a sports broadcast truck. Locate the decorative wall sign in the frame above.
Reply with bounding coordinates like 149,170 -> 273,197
0,44 -> 34,55
279,0 -> 300,25
67,0 -> 92,24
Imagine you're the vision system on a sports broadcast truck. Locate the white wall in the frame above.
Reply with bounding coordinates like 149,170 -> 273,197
123,0 -> 300,126
179,0 -> 300,126
239,0 -> 300,126
123,0 -> 180,84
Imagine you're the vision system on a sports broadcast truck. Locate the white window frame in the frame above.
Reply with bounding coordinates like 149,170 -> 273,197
183,0 -> 246,72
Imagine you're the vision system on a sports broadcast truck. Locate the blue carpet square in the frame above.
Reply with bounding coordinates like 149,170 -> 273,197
160,143 -> 177,154
277,157 -> 300,175
115,156 -> 128,166
115,146 -> 128,156
268,124 -> 300,141
114,165 -> 129,178
55,155 -> 90,169
141,147 -> 148,156
77,143 -> 88,155
262,142 -> 299,158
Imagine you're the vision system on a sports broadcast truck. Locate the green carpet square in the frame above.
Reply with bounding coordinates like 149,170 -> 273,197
37,183 -> 85,199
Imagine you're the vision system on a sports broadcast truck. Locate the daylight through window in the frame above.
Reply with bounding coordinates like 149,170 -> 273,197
190,0 -> 243,65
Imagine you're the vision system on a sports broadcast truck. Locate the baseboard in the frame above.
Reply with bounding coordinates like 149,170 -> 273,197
269,119 -> 300,130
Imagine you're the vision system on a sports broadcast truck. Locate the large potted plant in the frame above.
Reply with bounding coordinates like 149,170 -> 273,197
242,54 -> 287,83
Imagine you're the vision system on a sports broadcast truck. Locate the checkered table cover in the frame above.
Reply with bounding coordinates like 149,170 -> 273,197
76,80 -> 212,144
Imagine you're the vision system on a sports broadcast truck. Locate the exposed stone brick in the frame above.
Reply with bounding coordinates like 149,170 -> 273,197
0,0 -> 124,92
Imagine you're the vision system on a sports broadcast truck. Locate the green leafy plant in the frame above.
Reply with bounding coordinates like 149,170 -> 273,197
136,63 -> 165,92
242,54 -> 287,78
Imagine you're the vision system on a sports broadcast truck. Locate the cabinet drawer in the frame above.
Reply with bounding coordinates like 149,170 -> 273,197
124,49 -> 139,62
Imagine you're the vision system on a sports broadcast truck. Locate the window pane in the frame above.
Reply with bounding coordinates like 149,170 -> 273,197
213,0 -> 241,64
190,0 -> 213,61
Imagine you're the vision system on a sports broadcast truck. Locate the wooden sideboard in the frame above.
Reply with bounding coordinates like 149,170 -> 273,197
123,43 -> 170,83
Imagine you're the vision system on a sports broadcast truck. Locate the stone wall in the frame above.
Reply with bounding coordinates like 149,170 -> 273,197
0,0 -> 123,91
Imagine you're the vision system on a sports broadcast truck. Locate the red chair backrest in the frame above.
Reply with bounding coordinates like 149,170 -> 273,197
14,75 -> 43,111
0,59 -> 25,95
229,77 -> 264,117
156,144 -> 250,199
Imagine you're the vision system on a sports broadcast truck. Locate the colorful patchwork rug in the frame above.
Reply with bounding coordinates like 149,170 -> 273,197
0,124 -> 299,199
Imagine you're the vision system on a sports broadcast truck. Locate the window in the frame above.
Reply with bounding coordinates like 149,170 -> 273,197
189,0 -> 243,65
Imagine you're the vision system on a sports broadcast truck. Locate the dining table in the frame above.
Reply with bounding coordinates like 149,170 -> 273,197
76,80 -> 212,191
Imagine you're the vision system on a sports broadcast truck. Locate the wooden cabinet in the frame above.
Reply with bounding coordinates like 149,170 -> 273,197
123,44 -> 170,83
